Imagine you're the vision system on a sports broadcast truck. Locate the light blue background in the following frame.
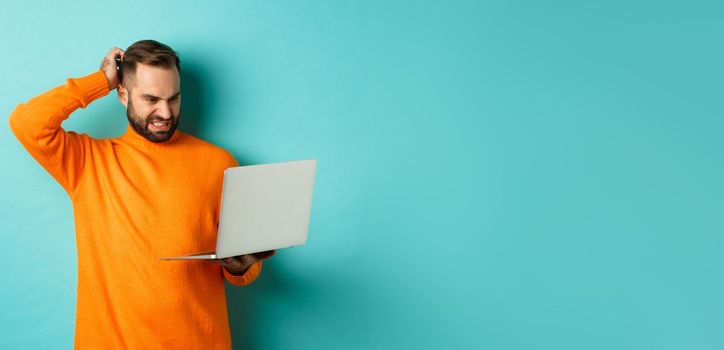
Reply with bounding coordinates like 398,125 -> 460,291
1,1 -> 723,349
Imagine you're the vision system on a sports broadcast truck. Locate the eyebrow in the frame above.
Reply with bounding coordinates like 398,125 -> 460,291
140,92 -> 181,100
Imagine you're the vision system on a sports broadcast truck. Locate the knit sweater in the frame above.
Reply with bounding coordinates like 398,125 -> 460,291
8,70 -> 262,349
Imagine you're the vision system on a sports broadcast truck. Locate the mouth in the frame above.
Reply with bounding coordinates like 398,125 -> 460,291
148,119 -> 172,132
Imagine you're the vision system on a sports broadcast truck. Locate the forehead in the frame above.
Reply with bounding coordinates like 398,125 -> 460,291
132,64 -> 180,96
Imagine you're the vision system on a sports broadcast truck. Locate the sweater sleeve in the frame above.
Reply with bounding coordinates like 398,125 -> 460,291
8,71 -> 110,196
223,261 -> 263,286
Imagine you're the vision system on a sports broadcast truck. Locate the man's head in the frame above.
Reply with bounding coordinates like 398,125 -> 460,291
118,40 -> 181,143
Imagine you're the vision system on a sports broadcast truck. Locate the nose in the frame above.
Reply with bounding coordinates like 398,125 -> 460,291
155,101 -> 173,119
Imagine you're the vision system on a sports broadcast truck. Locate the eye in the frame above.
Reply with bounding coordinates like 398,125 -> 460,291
169,96 -> 180,102
146,98 -> 157,103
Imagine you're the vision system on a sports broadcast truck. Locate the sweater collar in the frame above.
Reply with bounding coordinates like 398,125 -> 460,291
120,124 -> 182,148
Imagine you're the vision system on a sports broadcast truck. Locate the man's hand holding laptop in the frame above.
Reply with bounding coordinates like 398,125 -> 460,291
215,250 -> 276,276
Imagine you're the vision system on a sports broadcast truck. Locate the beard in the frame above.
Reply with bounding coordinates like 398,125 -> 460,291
126,98 -> 180,143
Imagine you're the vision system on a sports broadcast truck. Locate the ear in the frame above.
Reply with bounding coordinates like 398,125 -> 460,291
117,84 -> 128,107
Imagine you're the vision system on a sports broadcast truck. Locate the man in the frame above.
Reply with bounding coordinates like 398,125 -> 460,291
8,40 -> 275,349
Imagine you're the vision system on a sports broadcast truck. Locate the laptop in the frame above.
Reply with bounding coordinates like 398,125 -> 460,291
159,159 -> 317,260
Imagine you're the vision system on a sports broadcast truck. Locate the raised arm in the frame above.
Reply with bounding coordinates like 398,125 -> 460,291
8,48 -> 122,196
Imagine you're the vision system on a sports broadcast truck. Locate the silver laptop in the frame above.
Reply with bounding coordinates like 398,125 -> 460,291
159,159 -> 317,260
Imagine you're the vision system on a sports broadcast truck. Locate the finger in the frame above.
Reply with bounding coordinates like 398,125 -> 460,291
225,256 -> 243,263
240,255 -> 258,266
252,250 -> 276,261
216,259 -> 237,269
101,49 -> 120,70
212,257 -> 229,263
107,47 -> 123,61
222,257 -> 244,268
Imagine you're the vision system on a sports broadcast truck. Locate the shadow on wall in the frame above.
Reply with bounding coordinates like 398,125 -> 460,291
225,260 -> 291,350
178,64 -> 204,136
178,60 -> 256,166
224,256 -> 372,349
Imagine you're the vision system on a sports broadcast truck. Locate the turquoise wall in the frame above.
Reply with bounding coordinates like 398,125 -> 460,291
1,1 -> 723,349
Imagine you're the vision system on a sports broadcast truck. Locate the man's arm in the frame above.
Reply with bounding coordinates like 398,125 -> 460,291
222,260 -> 264,286
219,249 -> 276,286
8,47 -> 122,196
8,71 -> 109,195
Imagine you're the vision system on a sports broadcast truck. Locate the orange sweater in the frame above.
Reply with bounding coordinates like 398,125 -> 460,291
9,70 -> 262,349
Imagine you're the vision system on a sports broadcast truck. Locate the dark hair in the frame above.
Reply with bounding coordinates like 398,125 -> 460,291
120,39 -> 180,86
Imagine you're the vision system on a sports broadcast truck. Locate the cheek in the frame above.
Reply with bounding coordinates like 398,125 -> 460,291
136,111 -> 152,123
138,107 -> 154,119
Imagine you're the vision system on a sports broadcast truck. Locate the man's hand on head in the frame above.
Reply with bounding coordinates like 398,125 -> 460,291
100,47 -> 124,91
215,250 -> 276,276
